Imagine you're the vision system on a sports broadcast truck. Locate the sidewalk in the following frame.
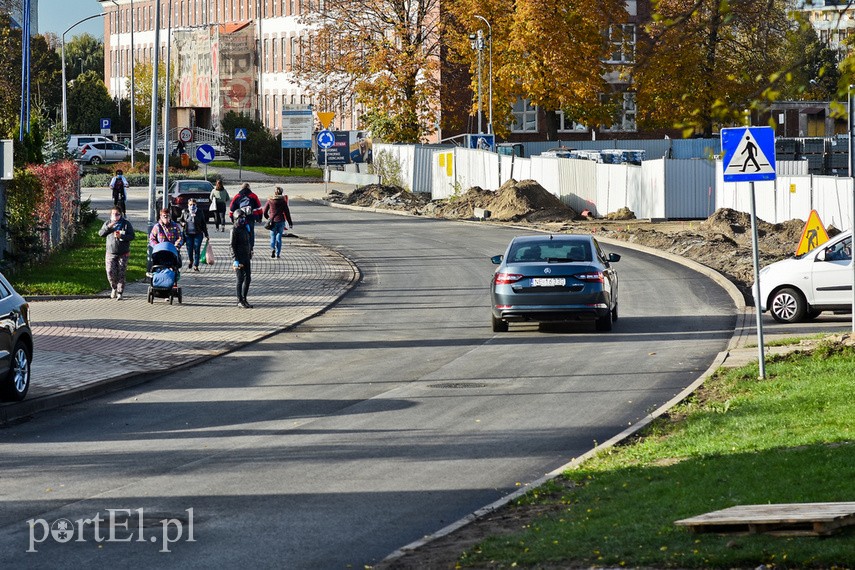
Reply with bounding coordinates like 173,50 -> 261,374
0,175 -> 359,424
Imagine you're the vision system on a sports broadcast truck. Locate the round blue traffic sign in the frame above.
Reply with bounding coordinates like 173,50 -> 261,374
195,144 -> 216,164
317,129 -> 335,149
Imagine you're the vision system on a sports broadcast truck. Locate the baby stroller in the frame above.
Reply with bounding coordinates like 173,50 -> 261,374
147,242 -> 183,304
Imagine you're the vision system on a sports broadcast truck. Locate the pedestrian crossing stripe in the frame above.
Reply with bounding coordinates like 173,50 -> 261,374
795,209 -> 830,256
721,126 -> 777,182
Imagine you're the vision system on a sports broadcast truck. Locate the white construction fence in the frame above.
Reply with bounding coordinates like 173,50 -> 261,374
371,144 -> 854,226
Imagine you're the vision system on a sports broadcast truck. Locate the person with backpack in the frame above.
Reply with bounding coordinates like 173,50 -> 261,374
229,209 -> 254,308
109,170 -> 129,213
228,182 -> 263,250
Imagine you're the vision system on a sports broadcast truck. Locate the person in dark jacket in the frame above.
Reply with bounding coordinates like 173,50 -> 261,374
98,206 -> 135,300
262,186 -> 294,258
228,182 -> 263,250
230,210 -> 254,308
178,198 -> 209,271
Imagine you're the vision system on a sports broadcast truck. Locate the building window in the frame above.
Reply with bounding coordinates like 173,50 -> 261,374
557,111 -> 588,133
511,97 -> 537,133
601,91 -> 637,132
273,94 -> 279,129
607,24 -> 636,64
271,37 -> 277,71
281,37 -> 286,69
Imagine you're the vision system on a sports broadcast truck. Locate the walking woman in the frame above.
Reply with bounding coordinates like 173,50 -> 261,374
179,198 -> 209,271
210,179 -> 230,232
99,206 -> 135,300
262,187 -> 294,258
230,209 -> 253,308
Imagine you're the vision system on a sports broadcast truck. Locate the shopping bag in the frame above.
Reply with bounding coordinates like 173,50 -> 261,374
204,239 -> 215,265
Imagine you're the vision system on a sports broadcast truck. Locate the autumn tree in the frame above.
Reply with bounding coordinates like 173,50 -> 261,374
444,0 -> 628,139
635,0 -> 794,136
295,0 -> 441,143
131,61 -> 175,128
66,70 -> 115,133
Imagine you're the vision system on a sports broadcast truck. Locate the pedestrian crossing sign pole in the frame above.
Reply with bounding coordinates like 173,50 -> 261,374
721,126 -> 777,379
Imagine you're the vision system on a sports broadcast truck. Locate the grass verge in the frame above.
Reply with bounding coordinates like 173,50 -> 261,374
210,160 -> 323,179
461,343 -> 855,568
8,218 -> 149,296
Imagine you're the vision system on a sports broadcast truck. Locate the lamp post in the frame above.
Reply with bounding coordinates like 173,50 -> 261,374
474,15 -> 492,134
111,0 -> 122,116
129,0 -> 136,167
849,85 -> 855,333
62,13 -> 105,131
469,31 -> 484,133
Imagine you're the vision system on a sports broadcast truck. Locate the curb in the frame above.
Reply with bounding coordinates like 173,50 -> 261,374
305,198 -> 753,566
0,243 -> 362,426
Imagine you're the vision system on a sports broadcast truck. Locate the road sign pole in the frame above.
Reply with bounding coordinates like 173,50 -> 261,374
749,181 -> 766,379
239,140 -> 242,181
850,85 -> 855,333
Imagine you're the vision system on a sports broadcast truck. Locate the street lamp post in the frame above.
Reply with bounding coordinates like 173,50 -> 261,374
849,85 -> 855,333
129,0 -> 136,167
469,31 -> 484,133
474,15 -> 492,134
61,13 -> 105,131
111,0 -> 121,116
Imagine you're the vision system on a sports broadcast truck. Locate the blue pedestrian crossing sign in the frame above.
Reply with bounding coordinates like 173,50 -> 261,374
317,129 -> 335,149
234,128 -> 248,141
721,126 -> 776,182
195,144 -> 216,164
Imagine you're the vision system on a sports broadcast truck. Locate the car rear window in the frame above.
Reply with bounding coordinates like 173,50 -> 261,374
509,241 -> 591,262
179,183 -> 212,193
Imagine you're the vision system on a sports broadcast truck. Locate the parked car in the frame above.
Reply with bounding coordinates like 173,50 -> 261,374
156,180 -> 215,221
76,142 -> 131,164
67,134 -> 112,155
490,234 -> 620,332
754,230 -> 852,323
0,272 -> 33,402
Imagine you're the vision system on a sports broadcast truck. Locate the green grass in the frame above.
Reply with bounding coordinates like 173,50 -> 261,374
210,160 -> 323,179
8,218 -> 149,296
461,344 -> 855,568
744,333 -> 829,348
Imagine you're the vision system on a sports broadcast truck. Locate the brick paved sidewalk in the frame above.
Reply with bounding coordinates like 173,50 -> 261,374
1,191 -> 358,423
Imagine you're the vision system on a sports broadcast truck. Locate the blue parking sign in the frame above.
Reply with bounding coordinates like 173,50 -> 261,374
100,118 -> 111,130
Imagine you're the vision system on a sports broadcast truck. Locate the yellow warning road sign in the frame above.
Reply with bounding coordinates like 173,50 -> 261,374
795,210 -> 830,255
317,112 -> 335,129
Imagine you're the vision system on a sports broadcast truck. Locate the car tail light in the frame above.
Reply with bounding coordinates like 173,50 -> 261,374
494,272 -> 523,285
574,271 -> 604,283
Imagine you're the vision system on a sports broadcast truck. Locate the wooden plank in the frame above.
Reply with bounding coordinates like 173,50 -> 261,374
675,502 -> 855,536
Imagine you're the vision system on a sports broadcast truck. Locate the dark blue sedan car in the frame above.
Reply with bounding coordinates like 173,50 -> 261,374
490,234 -> 620,332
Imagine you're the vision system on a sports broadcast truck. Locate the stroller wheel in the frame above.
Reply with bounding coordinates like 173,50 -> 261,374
178,290 -> 183,304
147,290 -> 154,304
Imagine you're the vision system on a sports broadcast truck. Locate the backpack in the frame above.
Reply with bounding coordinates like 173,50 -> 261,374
113,177 -> 125,200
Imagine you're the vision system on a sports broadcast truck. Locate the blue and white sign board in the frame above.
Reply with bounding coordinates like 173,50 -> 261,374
234,128 -> 248,141
195,144 -> 216,164
100,118 -> 111,135
466,133 -> 495,152
721,126 -> 776,182
317,129 -> 335,149
281,105 -> 314,149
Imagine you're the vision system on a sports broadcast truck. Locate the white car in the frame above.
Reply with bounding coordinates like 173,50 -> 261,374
754,230 -> 853,323
76,142 -> 131,164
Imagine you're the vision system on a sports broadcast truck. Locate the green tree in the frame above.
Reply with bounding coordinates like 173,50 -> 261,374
777,14 -> 840,101
66,70 -> 115,133
295,0 -> 442,143
220,111 -> 280,166
635,0 -> 792,136
64,33 -> 104,82
0,15 -> 62,136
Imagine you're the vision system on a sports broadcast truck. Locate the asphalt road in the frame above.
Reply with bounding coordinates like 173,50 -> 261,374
0,198 -> 738,567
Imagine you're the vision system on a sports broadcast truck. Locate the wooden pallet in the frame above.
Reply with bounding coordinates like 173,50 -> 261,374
675,502 -> 855,536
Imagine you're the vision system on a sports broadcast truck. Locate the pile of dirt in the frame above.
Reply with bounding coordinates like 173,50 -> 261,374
431,179 -> 577,222
326,184 -> 429,212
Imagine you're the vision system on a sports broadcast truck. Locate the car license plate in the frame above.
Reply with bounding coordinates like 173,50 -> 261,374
196,198 -> 210,203
531,278 -> 565,287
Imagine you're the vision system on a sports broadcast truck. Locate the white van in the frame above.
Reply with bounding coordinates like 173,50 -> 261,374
67,135 -> 112,155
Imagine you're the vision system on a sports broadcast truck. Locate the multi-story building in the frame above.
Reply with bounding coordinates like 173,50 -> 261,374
798,0 -> 855,60
98,0 -> 648,141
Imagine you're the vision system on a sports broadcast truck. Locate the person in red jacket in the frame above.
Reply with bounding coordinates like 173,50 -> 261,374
228,183 -> 263,250
263,187 -> 294,258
